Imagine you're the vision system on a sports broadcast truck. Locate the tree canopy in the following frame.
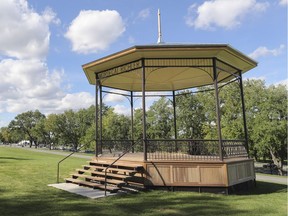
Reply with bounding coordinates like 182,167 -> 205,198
1,79 -> 287,174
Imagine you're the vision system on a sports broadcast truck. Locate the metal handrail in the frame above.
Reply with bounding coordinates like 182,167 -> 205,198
56,144 -> 87,183
104,139 -> 141,196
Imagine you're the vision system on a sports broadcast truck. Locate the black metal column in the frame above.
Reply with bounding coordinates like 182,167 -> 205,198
172,91 -> 178,151
99,85 -> 103,154
239,71 -> 249,156
141,59 -> 147,161
213,58 -> 223,161
130,91 -> 134,153
95,74 -> 99,157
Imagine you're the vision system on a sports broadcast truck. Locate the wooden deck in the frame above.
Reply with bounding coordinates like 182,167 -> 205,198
92,154 -> 255,188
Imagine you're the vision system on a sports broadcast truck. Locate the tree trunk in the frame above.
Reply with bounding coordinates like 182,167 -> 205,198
269,148 -> 283,176
73,143 -> 78,152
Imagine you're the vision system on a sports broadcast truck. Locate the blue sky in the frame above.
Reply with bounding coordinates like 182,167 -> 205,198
0,0 -> 287,127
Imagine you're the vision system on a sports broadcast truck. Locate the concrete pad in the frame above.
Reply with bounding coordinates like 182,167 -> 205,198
48,183 -> 117,199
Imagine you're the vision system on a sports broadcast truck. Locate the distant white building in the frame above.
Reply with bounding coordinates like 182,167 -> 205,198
18,140 -> 30,146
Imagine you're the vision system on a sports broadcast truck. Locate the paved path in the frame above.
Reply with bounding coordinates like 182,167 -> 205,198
256,174 -> 287,185
8,145 -> 92,159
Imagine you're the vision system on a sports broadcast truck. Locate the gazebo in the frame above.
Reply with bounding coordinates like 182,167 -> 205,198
67,44 -> 257,193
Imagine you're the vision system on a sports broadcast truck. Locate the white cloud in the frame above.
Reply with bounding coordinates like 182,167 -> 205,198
249,44 -> 285,59
0,59 -> 94,114
103,89 -> 129,103
0,0 -> 95,123
56,92 -> 94,112
138,8 -> 151,20
0,0 -> 58,59
0,59 -> 62,100
186,0 -> 269,30
279,0 -> 288,5
65,10 -> 125,54
274,79 -> 288,87
244,76 -> 266,82
113,104 -> 131,116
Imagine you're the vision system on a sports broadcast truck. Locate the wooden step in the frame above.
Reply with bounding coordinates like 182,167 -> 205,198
67,159 -> 146,194
65,178 -> 119,192
89,161 -> 144,171
77,169 -> 131,180
72,173 -> 126,186
119,184 -> 146,193
83,165 -> 137,175
126,180 -> 145,187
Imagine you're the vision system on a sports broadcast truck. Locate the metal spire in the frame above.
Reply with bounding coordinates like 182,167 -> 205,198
157,9 -> 163,44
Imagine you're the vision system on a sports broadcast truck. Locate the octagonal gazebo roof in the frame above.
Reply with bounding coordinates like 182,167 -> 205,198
82,44 -> 257,91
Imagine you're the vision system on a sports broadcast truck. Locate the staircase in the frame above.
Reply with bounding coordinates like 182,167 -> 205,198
65,160 -> 145,194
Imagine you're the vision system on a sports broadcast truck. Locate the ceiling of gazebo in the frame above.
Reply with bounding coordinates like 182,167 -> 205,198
82,44 -> 257,91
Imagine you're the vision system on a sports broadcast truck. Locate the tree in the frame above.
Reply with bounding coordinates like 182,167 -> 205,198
54,109 -> 94,150
250,84 -> 287,175
133,108 -> 143,140
0,129 -> 3,143
102,107 -> 130,140
243,79 -> 268,159
80,105 -> 130,152
196,87 -> 218,139
0,127 -> 12,144
146,97 -> 173,139
77,105 -> 97,151
176,91 -> 205,139
220,81 -> 245,140
8,110 -> 45,148
44,114 -> 62,149
43,106 -> 98,150
32,117 -> 56,149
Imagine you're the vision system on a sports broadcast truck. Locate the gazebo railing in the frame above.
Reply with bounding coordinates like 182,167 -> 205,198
99,139 -> 248,160
100,140 -> 142,157
222,140 -> 248,158
147,139 -> 220,160
146,139 -> 248,160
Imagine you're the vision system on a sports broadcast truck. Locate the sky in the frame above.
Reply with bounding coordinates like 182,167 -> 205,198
0,0 -> 287,127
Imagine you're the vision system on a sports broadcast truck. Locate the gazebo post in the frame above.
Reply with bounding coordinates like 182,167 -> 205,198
130,91 -> 134,153
212,58 -> 223,161
239,71 -> 249,156
172,91 -> 178,151
141,59 -> 147,161
95,74 -> 99,157
99,85 -> 103,154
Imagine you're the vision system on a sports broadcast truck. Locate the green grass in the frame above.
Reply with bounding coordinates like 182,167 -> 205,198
0,146 -> 287,216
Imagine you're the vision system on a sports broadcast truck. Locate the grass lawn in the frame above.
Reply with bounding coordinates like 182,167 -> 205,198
0,146 -> 287,216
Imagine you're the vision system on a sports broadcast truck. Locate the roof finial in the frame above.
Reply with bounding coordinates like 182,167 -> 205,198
157,9 -> 163,44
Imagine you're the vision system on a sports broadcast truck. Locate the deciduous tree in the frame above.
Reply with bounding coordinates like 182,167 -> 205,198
8,110 -> 45,148
250,84 -> 287,175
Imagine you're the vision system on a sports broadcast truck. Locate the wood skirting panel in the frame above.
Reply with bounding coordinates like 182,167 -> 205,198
145,162 -> 228,187
199,166 -> 226,185
147,166 -> 171,185
173,166 -> 199,183
227,160 -> 255,186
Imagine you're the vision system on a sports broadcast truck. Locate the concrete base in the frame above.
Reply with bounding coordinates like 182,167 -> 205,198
48,183 -> 117,199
